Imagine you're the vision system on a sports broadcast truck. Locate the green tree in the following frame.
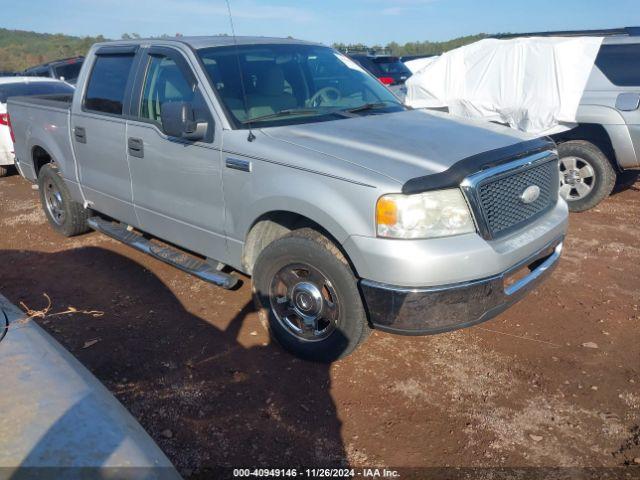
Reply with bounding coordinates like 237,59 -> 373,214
0,28 -> 106,71
0,27 -> 490,73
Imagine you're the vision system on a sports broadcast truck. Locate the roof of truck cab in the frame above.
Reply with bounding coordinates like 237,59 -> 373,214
93,36 -> 323,50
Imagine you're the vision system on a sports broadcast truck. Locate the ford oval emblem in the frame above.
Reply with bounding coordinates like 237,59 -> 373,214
520,185 -> 541,204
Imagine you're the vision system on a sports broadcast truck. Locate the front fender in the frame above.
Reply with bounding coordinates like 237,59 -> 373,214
239,185 -> 377,245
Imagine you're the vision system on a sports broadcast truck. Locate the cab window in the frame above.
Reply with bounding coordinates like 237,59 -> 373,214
138,53 -> 213,140
140,55 -> 196,124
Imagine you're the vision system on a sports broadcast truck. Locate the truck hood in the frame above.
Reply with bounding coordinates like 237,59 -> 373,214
261,109 -> 537,185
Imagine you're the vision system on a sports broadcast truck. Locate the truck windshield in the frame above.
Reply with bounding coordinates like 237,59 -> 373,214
198,44 -> 404,128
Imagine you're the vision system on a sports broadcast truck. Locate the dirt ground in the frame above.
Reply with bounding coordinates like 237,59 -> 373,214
0,169 -> 639,478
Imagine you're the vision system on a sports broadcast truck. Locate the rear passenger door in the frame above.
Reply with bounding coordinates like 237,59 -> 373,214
72,46 -> 139,226
126,46 -> 227,262
592,42 -> 640,167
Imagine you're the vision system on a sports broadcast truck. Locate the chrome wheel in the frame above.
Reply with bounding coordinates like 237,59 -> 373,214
44,179 -> 65,226
559,156 -> 596,201
269,263 -> 340,342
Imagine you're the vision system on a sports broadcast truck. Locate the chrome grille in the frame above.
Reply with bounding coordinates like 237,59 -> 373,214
463,152 -> 559,239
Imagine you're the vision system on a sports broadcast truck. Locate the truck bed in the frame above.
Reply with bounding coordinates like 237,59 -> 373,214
7,94 -> 75,183
10,93 -> 73,111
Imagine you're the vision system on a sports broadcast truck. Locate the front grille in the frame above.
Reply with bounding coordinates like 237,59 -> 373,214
475,159 -> 558,238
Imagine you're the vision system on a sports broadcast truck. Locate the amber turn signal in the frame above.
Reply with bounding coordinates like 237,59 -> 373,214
376,196 -> 398,226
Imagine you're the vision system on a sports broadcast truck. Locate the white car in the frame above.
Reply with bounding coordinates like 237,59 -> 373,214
0,77 -> 74,177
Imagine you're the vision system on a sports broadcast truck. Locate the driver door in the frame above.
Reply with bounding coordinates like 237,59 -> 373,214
126,47 -> 227,261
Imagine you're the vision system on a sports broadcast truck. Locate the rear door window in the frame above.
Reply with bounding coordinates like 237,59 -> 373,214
595,44 -> 640,86
373,57 -> 411,76
84,54 -> 135,115
353,57 -> 380,75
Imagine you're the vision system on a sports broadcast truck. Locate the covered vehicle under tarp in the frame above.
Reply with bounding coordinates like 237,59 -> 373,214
404,37 -> 603,135
404,56 -> 439,74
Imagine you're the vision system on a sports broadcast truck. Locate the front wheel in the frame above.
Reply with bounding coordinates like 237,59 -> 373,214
0,166 -> 8,177
252,228 -> 370,362
558,140 -> 617,212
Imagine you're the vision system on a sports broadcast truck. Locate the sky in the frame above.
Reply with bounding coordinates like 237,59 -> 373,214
5,0 -> 640,46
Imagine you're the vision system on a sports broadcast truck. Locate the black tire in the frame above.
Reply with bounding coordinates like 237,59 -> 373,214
252,228 -> 370,362
558,140 -> 617,212
0,165 -> 8,177
37,163 -> 90,237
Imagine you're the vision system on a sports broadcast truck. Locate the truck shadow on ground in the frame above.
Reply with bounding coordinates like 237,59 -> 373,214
0,247 -> 348,476
612,171 -> 640,195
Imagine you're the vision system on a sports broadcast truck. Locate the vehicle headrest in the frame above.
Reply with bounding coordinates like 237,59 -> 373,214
258,66 -> 285,96
158,65 -> 191,101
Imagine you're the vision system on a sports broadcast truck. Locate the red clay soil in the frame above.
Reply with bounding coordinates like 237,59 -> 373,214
0,170 -> 638,477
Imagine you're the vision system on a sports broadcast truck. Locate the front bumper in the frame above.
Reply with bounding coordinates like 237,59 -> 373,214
360,236 -> 563,335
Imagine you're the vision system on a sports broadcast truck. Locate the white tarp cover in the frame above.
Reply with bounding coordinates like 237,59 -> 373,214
405,37 -> 604,135
404,56 -> 439,74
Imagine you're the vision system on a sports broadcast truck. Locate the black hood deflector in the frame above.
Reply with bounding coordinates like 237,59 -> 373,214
402,137 -> 556,194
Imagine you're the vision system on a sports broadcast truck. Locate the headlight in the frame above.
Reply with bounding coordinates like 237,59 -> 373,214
376,189 -> 476,239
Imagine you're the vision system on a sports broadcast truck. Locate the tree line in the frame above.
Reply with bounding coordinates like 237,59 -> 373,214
333,34 -> 487,56
0,28 -> 488,73
0,28 -> 106,72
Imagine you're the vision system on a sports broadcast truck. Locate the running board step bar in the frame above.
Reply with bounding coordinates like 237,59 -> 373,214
87,217 -> 239,290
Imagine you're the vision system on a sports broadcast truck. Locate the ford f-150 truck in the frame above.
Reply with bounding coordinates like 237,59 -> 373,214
8,37 -> 568,362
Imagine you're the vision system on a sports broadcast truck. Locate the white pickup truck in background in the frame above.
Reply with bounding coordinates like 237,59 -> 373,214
0,77 -> 74,177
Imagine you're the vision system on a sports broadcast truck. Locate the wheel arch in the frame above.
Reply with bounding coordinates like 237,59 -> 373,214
551,123 -> 619,171
31,144 -> 55,176
242,209 -> 359,277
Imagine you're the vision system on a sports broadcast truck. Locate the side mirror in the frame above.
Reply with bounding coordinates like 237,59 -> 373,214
161,101 -> 208,141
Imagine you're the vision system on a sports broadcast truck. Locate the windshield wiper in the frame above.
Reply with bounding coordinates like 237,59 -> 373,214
241,108 -> 323,124
343,102 -> 391,114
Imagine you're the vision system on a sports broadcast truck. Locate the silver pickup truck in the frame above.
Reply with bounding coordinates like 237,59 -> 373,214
8,37 -> 568,362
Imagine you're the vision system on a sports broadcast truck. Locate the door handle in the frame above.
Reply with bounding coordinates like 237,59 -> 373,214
225,157 -> 251,172
74,127 -> 86,144
128,137 -> 144,158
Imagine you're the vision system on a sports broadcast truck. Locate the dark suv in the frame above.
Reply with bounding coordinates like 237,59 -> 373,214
349,54 -> 412,97
23,57 -> 84,84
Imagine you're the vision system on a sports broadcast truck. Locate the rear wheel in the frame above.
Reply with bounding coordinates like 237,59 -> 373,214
0,166 -> 8,177
558,140 -> 616,212
38,163 -> 90,237
252,228 -> 370,362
